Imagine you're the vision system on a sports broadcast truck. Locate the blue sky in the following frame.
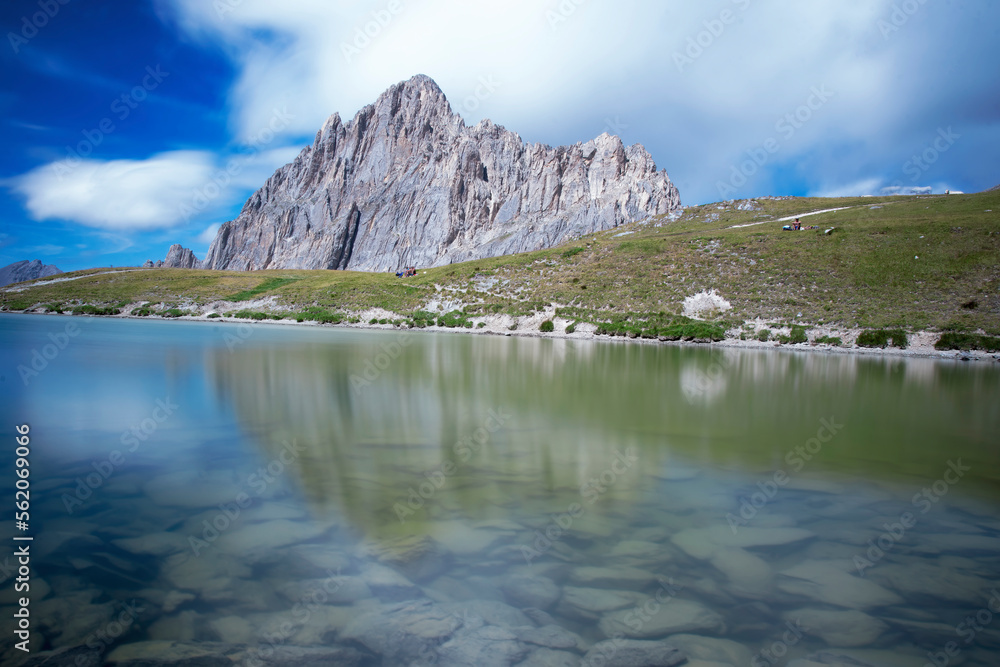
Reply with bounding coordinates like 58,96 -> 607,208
1,0 -> 998,272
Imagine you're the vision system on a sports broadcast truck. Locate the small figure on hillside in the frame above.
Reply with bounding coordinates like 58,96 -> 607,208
793,218 -> 801,230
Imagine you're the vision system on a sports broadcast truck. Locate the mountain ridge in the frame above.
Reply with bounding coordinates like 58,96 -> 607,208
0,259 -> 62,287
204,74 -> 681,272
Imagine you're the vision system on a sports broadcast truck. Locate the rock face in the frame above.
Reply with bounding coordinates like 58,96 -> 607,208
162,244 -> 202,269
0,259 -> 62,287
204,74 -> 680,272
143,245 -> 201,269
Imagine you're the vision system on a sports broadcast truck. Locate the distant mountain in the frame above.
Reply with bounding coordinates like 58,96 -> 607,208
204,74 -> 680,272
143,244 -> 202,269
0,259 -> 62,287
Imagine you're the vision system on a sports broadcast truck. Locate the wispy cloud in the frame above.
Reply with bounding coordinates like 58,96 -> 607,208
7,145 -> 301,232
10,151 -> 216,231
196,223 -> 220,245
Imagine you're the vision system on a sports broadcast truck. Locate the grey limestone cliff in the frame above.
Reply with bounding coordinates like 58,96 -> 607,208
144,245 -> 202,269
204,75 -> 680,272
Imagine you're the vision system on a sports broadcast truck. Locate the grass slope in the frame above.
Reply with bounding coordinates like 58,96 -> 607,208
3,192 -> 998,337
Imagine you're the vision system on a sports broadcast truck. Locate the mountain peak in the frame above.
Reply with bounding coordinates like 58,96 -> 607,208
205,76 -> 680,272
0,259 -> 62,287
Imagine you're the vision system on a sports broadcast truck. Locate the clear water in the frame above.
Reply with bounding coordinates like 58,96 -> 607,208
1,313 -> 998,666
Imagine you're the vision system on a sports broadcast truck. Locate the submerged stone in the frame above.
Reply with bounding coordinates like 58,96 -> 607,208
514,624 -> 586,651
671,525 -> 815,560
517,647 -> 582,666
276,575 -> 371,606
598,599 -> 725,638
784,608 -> 888,647
559,586 -> 641,619
436,624 -> 528,666
777,560 -> 904,609
440,599 -> 534,629
502,574 -> 561,610
665,633 -> 753,665
284,544 -> 352,578
866,559 -> 992,604
112,532 -> 189,557
359,563 -> 422,601
105,640 -> 370,666
709,546 -> 774,598
339,599 -> 464,664
583,638 -> 686,667
568,565 -> 658,588
358,534 -> 449,582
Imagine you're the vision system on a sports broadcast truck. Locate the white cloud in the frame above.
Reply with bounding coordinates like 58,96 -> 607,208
165,0 -> 670,140
13,151 -> 215,231
197,223 -> 220,245
10,145 -> 304,232
161,1 -> 911,193
156,0 -> 997,204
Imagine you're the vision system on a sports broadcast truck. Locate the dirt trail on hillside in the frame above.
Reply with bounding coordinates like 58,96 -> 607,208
728,206 -> 854,229
2,269 -> 144,292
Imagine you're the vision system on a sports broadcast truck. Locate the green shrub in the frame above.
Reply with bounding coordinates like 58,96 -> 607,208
540,319 -> 555,332
594,314 -> 723,342
565,322 -> 576,334
857,329 -> 908,349
131,306 -> 153,317
207,313 -> 221,319
298,309 -> 343,324
664,322 -> 725,342
477,322 -> 485,328
43,303 -> 64,313
369,318 -> 379,324
757,329 -> 771,342
233,310 -> 271,321
73,304 -> 120,316
934,332 -> 1000,352
561,247 -> 584,258
437,310 -> 472,328
161,308 -> 187,318
813,335 -> 842,346
789,325 -> 808,344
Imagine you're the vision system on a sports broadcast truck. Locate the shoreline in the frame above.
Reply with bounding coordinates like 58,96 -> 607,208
5,309 -> 998,364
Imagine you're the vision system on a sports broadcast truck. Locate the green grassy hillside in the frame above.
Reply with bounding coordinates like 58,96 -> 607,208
3,191 -> 998,343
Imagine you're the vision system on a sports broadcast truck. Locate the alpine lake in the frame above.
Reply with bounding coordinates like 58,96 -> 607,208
1,313 -> 998,667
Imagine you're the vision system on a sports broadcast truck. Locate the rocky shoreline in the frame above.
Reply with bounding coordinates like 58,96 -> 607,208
8,308 -> 999,364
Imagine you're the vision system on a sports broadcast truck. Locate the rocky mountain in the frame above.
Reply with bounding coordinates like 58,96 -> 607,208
204,75 -> 680,272
0,259 -> 62,287
143,245 -> 202,269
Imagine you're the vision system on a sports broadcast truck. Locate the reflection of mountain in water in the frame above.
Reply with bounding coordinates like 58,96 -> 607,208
204,332 -> 1000,535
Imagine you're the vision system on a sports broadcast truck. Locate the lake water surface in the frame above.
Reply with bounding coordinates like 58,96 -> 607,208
1,314 -> 999,666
